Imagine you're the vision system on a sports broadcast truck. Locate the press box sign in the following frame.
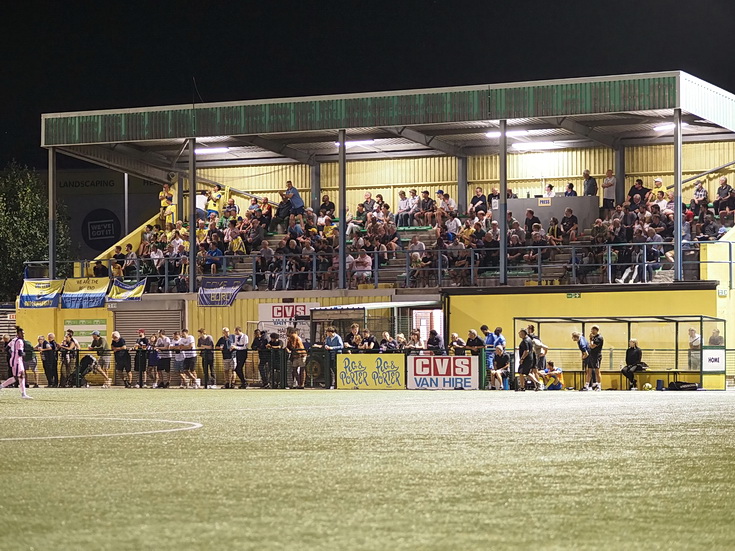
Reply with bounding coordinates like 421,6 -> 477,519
407,355 -> 480,390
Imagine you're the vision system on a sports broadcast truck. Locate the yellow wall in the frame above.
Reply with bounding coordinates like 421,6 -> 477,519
448,288 -> 727,376
15,306 -> 113,345
188,295 -> 391,334
191,140 -> 735,214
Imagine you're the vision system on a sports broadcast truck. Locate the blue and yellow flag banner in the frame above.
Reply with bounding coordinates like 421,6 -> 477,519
61,278 -> 109,309
20,279 -> 65,308
106,279 -> 146,302
198,276 -> 246,307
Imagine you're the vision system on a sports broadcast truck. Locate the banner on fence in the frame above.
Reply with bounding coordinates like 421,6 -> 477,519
407,355 -> 480,389
106,279 -> 146,302
197,276 -> 246,307
61,278 -> 109,309
258,302 -> 319,342
336,353 -> 405,389
19,279 -> 65,308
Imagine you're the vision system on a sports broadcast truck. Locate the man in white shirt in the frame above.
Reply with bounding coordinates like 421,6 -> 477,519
154,330 -> 172,389
396,191 -> 412,227
474,211 -> 492,232
688,328 -> 701,371
445,211 -> 461,234
602,169 -> 616,219
232,326 -> 249,389
407,236 -> 426,253
180,329 -> 198,388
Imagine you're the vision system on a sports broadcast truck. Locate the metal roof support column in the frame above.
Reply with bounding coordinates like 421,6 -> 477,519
310,163 -> 321,211
614,148 -> 626,206
177,174 -> 184,218
188,138 -> 197,293
48,147 -> 57,279
457,156 -> 468,216
674,108 -> 683,281
498,120 -> 508,286
338,129 -> 347,290
124,173 -> 130,236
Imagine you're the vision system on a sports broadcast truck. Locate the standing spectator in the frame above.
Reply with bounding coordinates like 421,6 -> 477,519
41,333 -> 58,387
286,328 -> 306,389
266,332 -> 284,387
344,323 -> 361,350
133,329 -> 150,388
688,327 -> 701,371
180,329 -> 198,388
448,333 -> 466,355
59,332 -> 78,387
280,180 -> 305,225
465,330 -> 484,356
586,325 -> 604,391
159,183 -> 174,222
601,169 -> 616,218
251,329 -> 270,388
216,327 -> 236,389
233,326 -> 249,389
154,329 -> 172,389
197,328 -> 216,388
583,169 -> 598,196
480,325 -> 496,379
709,328 -> 724,346
324,326 -> 343,388
529,330 -> 549,389
524,209 -> 541,236
111,331 -> 132,388
360,329 -> 377,352
516,329 -> 539,391
23,335 -> 38,389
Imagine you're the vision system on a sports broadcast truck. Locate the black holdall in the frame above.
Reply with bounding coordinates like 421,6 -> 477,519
668,381 -> 698,391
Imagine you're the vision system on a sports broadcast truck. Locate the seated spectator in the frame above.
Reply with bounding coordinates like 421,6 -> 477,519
620,338 -> 645,390
395,190 -> 411,227
506,188 -> 518,199
547,217 -> 563,246
650,190 -> 668,211
93,260 -> 110,278
627,179 -> 651,204
362,192 -> 376,213
523,232 -> 548,266
468,187 -> 487,216
509,220 -> 525,243
524,209 -> 541,236
352,249 -> 373,286
590,218 -> 608,241
541,361 -> 564,390
318,195 -> 335,217
530,222 -> 544,239
269,197 -> 292,232
376,203 -> 394,225
414,190 -> 436,226
243,219 -> 264,254
346,204 -> 368,238
507,234 -> 523,265
697,214 -> 719,241
123,243 -> 138,277
564,182 -> 577,197
445,211 -> 461,235
690,180 -> 709,215
381,224 -> 401,257
407,235 -> 426,253
204,241 -> 223,274
719,189 -> 735,222
543,184 -> 555,198
560,208 -> 579,242
713,177 -> 732,215
490,345 -> 510,390
436,193 -> 457,225
628,194 -> 645,213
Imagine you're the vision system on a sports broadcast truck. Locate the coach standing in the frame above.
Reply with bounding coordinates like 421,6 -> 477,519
233,326 -> 249,389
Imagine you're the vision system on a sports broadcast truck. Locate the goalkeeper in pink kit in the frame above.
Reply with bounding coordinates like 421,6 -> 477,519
2,326 -> 33,399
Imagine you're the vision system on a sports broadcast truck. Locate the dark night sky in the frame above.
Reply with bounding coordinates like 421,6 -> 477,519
3,0 -> 735,168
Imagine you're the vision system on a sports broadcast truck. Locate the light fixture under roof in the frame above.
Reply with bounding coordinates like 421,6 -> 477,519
334,139 -> 375,148
485,130 -> 530,138
511,141 -> 563,151
653,122 -> 689,132
195,147 -> 231,155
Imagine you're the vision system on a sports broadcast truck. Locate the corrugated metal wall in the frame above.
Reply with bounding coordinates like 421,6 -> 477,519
192,141 -> 735,215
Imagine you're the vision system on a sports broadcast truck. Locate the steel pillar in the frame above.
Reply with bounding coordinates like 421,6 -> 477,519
614,147 -> 626,206
338,129 -> 347,290
310,163 -> 321,211
188,138 -> 197,293
498,120 -> 508,285
457,156 -> 468,215
124,172 -> 130,236
48,147 -> 57,279
674,109 -> 683,281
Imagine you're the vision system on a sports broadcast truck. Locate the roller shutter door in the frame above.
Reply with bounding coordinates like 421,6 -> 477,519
114,310 -> 184,343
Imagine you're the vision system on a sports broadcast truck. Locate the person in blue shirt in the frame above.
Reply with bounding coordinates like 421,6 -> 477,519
323,326 -> 343,389
205,242 -> 224,274
281,180 -> 305,226
572,331 -> 591,390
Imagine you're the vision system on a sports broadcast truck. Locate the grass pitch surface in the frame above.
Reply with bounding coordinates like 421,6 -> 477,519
1,389 -> 734,550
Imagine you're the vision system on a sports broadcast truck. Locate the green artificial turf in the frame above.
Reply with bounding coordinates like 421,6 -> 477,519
1,389 -> 734,550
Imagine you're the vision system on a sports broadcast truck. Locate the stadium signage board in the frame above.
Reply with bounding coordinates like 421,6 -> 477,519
407,355 -> 479,390
336,353 -> 405,390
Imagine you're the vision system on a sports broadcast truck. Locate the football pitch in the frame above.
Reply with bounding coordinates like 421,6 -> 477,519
1,389 -> 734,550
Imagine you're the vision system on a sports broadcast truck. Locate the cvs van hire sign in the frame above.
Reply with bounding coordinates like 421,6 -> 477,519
407,355 -> 480,390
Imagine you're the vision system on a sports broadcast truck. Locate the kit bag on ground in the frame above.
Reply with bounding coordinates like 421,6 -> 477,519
668,381 -> 698,391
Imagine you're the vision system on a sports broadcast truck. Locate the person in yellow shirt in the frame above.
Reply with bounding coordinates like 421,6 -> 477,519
206,185 -> 224,217
195,219 -> 208,245
159,183 -> 174,223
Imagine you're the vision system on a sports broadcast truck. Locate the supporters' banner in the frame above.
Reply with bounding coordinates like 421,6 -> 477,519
407,355 -> 480,390
336,353 -> 405,390
19,279 -> 65,308
197,276 -> 246,307
106,278 -> 146,302
61,278 -> 109,309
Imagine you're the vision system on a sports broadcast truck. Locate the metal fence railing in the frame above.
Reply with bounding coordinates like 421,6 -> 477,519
23,238 -> 735,293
